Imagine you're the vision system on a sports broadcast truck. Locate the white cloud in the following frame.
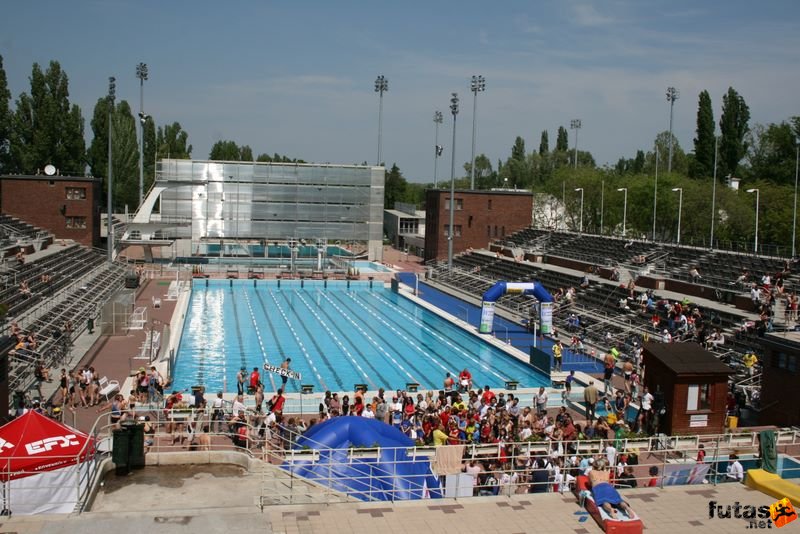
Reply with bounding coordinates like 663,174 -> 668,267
571,3 -> 615,27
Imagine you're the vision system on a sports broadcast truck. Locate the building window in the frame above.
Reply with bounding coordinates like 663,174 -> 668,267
66,187 -> 87,200
487,225 -> 491,237
488,199 -> 492,210
501,226 -> 505,237
444,225 -> 462,237
65,216 -> 87,229
445,198 -> 463,210
493,225 -> 498,237
687,384 -> 711,411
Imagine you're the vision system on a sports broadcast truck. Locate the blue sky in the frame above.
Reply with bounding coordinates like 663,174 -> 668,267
1,1 -> 798,182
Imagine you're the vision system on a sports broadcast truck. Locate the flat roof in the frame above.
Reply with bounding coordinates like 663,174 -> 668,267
429,188 -> 532,196
0,174 -> 99,183
643,342 -> 733,375
385,209 -> 425,219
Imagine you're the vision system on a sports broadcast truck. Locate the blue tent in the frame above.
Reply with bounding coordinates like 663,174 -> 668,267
284,416 -> 441,501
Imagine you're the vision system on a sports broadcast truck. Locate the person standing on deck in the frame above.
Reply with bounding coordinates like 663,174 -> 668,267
280,358 -> 292,390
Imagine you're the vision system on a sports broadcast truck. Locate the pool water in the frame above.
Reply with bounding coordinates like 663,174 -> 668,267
351,260 -> 393,273
172,280 -> 549,393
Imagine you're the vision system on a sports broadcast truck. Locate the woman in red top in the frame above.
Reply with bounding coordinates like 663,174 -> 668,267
352,396 -> 364,416
447,422 -> 461,445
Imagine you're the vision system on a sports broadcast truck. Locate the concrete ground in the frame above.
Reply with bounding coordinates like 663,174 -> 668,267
0,464 -> 782,534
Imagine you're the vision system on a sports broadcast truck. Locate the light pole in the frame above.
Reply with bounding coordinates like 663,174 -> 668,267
136,62 -> 148,206
570,119 -> 582,169
710,136 -> 719,249
574,188 -> 584,233
652,145 -> 659,241
374,75 -> 388,166
617,188 -> 628,237
433,111 -> 443,187
672,187 -> 683,245
107,77 -> 115,263
793,138 -> 799,257
747,188 -> 760,254
447,93 -> 459,270
469,75 -> 485,190
666,87 -> 679,174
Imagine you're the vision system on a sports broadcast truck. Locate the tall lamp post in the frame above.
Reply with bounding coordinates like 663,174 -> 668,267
107,77 -> 116,263
672,187 -> 683,245
793,137 -> 799,258
652,145 -> 659,241
747,188 -> 760,254
447,93 -> 459,270
469,75 -> 485,190
570,119 -> 582,169
433,111 -> 443,187
574,188 -> 584,233
617,188 -> 628,237
135,62 -> 148,206
666,86 -> 679,174
374,75 -> 388,166
710,136 -> 719,249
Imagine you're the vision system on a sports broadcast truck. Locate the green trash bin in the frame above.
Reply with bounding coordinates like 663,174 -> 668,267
127,422 -> 146,469
112,428 -> 130,475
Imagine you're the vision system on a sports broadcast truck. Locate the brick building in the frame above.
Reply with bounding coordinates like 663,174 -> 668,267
424,189 -> 533,263
0,175 -> 102,247
642,343 -> 732,435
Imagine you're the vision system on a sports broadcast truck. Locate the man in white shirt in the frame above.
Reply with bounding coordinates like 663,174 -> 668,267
727,454 -> 744,482
535,387 -> 548,414
231,394 -> 247,416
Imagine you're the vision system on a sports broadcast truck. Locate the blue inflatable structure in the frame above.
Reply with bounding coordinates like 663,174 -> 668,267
479,281 -> 554,334
284,416 -> 442,501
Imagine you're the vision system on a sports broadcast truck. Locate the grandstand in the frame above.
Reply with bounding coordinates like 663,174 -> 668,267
426,227 -> 798,417
0,215 -> 127,413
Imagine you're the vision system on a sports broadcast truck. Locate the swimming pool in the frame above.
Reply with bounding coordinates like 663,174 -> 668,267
172,280 -> 549,393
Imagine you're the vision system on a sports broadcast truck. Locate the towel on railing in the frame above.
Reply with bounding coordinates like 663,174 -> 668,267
432,445 -> 465,475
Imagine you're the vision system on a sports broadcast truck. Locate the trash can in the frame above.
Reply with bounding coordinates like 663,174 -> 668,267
726,415 -> 739,429
126,422 -> 146,469
112,428 -> 130,475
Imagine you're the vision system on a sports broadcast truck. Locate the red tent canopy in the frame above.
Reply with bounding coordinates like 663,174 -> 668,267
0,411 -> 94,481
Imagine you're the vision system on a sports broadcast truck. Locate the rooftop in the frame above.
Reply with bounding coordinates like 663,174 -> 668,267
643,342 -> 733,375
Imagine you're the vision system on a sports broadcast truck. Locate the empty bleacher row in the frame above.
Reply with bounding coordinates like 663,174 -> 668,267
0,245 -> 104,319
7,257 -> 128,400
500,227 -> 800,295
0,214 -> 52,258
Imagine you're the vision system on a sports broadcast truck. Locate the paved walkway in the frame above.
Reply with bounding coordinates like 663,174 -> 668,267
0,469 -> 780,533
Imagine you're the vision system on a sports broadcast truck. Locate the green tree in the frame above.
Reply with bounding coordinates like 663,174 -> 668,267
9,61 -> 85,175
511,136 -> 525,161
692,90 -> 715,178
538,130 -> 549,156
209,139 -> 241,160
463,154 -> 494,189
555,126 -> 569,152
87,96 -> 112,182
649,131 -> 688,175
240,145 -> 253,162
109,101 -> 139,210
632,150 -> 645,174
156,122 -> 192,159
745,121 -> 797,186
143,117 -> 156,191
256,153 -> 272,162
384,163 -> 406,209
0,55 -> 11,173
719,87 -> 750,179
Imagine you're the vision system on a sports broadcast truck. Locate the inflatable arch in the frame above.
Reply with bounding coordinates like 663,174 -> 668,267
479,281 -> 554,334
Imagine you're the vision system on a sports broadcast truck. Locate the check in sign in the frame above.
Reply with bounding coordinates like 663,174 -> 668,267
263,363 -> 302,381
